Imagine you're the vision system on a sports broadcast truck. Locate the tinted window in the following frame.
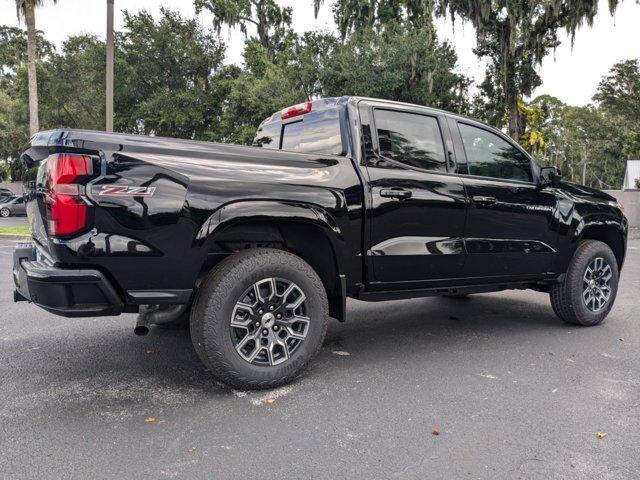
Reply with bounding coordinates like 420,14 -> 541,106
374,109 -> 446,171
458,123 -> 532,182
253,122 -> 280,149
280,109 -> 343,155
13,197 -> 24,204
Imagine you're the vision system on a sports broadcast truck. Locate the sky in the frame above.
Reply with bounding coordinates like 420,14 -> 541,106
1,0 -> 639,106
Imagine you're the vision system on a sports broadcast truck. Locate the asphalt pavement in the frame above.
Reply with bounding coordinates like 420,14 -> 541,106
0,216 -> 28,228
1,238 -> 639,479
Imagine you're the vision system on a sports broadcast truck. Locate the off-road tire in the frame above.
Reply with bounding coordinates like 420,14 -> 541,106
190,248 -> 329,389
550,240 -> 619,326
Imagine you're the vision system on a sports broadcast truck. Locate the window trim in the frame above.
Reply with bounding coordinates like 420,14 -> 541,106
369,107 -> 451,174
455,120 -> 535,185
280,119 -> 303,150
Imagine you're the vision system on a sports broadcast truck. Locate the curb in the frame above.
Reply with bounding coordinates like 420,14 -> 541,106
0,234 -> 31,242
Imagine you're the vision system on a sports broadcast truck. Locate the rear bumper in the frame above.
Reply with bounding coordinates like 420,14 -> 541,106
13,243 -> 124,317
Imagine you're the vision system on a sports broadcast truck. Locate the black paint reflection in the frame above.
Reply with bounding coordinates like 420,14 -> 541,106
369,236 -> 465,256
65,233 -> 158,257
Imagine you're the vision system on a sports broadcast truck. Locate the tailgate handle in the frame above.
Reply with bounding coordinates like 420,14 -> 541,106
380,188 -> 412,199
472,195 -> 497,205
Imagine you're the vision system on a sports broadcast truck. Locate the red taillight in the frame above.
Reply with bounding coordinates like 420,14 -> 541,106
46,154 -> 92,236
281,101 -> 312,120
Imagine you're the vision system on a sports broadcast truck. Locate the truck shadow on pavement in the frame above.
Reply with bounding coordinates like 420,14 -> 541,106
21,291 -> 571,401
322,292 -> 567,361
337,291 -> 561,337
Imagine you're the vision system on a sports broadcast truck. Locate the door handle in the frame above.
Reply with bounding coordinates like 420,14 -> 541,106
380,188 -> 412,199
472,195 -> 497,205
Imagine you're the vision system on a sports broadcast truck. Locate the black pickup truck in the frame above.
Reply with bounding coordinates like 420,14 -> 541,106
14,96 -> 628,388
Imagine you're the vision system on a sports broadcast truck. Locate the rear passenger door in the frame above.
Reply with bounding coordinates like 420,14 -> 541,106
451,120 -> 560,279
359,101 -> 468,289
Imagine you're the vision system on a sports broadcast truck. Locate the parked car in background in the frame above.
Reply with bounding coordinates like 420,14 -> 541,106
0,196 -> 26,217
13,96 -> 628,389
0,188 -> 14,201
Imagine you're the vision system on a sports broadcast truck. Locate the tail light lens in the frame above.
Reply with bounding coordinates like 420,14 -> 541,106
46,153 -> 93,237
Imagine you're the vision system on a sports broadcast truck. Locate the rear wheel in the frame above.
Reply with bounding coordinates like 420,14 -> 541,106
0,208 -> 10,217
190,248 -> 329,389
550,240 -> 619,326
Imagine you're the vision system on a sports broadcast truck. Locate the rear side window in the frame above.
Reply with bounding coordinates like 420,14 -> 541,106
280,109 -> 343,155
458,123 -> 532,182
374,109 -> 446,171
253,122 -> 280,150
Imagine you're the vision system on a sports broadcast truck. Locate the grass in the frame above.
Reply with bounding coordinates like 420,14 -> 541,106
0,226 -> 30,236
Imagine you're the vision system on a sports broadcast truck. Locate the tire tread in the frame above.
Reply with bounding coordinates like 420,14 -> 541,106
550,240 -> 618,326
190,248 -> 328,389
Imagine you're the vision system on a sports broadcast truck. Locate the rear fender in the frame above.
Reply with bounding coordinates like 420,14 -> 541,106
195,200 -> 346,271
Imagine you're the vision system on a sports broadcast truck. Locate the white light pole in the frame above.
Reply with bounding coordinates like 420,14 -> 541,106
106,0 -> 114,132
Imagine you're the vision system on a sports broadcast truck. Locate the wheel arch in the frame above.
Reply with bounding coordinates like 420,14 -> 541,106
195,200 -> 347,321
574,219 -> 626,269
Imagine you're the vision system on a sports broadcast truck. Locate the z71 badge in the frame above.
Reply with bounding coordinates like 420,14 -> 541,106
97,185 -> 157,197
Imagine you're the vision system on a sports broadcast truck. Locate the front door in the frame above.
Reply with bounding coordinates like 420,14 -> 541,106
360,103 -> 468,289
453,120 -> 560,279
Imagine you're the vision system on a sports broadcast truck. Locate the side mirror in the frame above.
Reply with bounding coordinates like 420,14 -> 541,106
538,166 -> 561,188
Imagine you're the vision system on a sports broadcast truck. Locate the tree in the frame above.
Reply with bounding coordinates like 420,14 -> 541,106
522,94 -> 567,162
115,8 -> 226,138
594,59 -> 640,122
0,25 -> 52,168
593,59 -> 640,159
43,35 -> 106,130
309,26 -> 469,112
194,0 -> 292,60
312,0 -> 470,112
520,95 -> 629,188
436,0 -> 619,141
314,0 -> 437,37
14,0 -> 57,135
0,26 -> 53,90
0,89 -> 28,163
217,61 -> 303,144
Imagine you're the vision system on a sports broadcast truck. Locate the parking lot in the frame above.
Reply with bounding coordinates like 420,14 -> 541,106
0,216 -> 27,228
1,234 -> 639,479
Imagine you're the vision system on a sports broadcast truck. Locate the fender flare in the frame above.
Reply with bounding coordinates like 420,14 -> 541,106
572,214 -> 627,243
571,213 -> 628,268
194,199 -> 346,273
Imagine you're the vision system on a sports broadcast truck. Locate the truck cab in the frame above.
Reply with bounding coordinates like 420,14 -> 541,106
253,96 -> 626,295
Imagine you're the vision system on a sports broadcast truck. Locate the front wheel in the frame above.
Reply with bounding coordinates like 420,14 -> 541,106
190,248 -> 329,389
0,208 -> 10,218
550,240 -> 619,326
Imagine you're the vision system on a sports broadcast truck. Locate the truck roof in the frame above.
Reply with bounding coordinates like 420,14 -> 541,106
258,95 -> 472,129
